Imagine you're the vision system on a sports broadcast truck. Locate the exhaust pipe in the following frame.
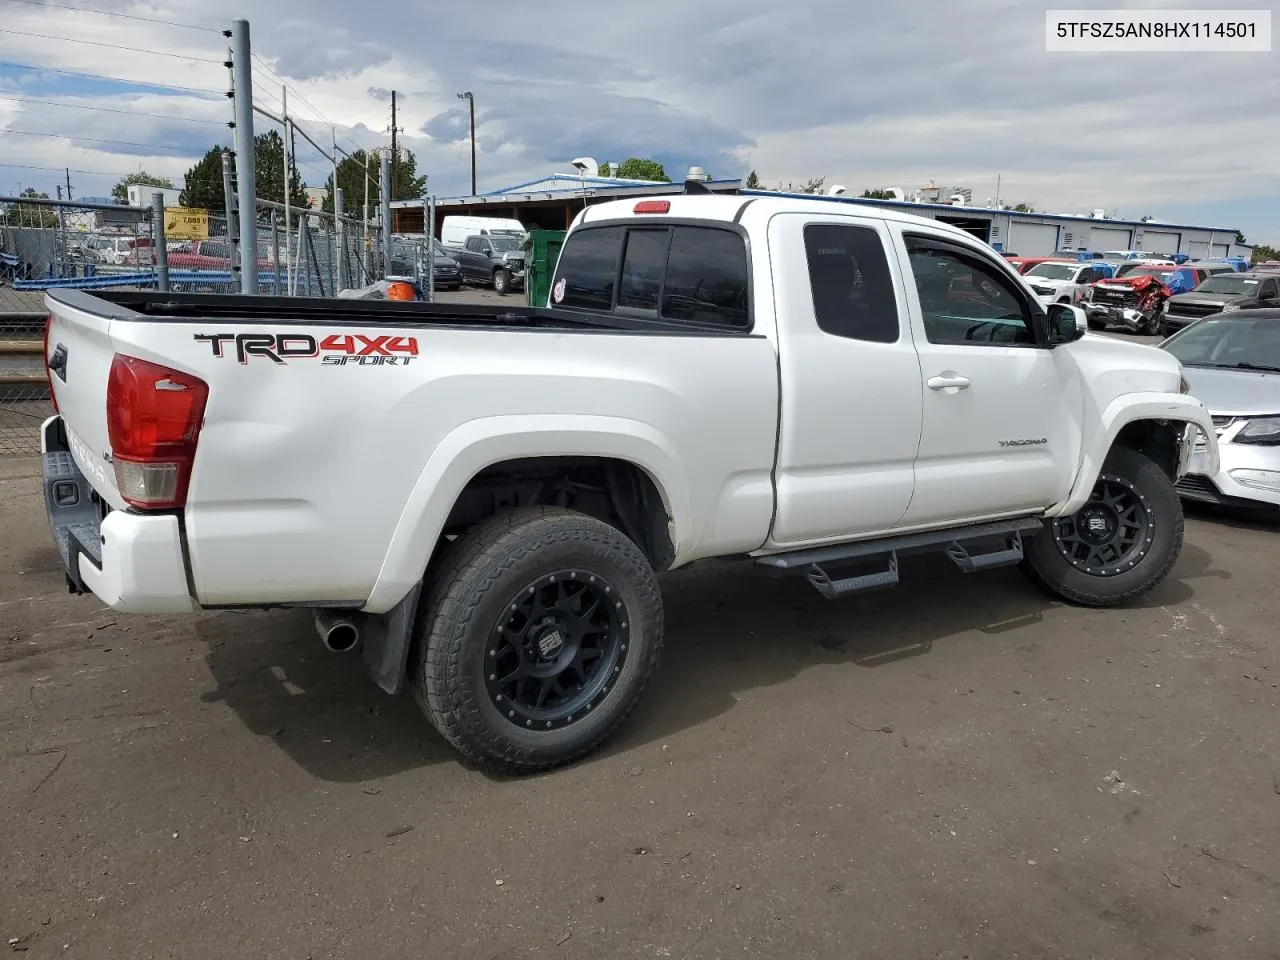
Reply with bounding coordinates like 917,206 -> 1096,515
314,610 -> 360,653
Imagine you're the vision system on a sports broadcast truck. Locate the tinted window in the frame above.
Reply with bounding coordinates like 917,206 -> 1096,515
617,228 -> 669,312
552,226 -> 623,310
905,238 -> 1036,345
660,227 -> 749,328
465,237 -> 482,252
803,223 -> 898,342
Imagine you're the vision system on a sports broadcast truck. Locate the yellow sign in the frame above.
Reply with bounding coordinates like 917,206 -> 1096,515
164,206 -> 208,241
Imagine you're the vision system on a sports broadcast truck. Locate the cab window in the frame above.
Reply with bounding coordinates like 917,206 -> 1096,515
904,236 -> 1037,345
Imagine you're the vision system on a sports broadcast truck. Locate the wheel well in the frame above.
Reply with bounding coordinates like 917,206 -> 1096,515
1113,419 -> 1181,480
441,457 -> 675,570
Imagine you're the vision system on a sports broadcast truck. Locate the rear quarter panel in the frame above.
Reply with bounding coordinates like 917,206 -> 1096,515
104,320 -> 780,610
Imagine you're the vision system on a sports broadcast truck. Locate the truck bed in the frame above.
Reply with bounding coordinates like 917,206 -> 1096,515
51,290 -> 749,337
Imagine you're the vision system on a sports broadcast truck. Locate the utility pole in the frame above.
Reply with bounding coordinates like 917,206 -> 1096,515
229,18 -> 258,294
379,150 -> 392,277
64,168 -> 73,201
390,90 -> 398,202
457,91 -> 475,194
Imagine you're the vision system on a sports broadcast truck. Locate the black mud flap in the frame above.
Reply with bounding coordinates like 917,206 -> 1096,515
359,580 -> 424,695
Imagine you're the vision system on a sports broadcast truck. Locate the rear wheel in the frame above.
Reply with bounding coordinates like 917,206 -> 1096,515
413,507 -> 663,773
1022,447 -> 1182,606
493,267 -> 511,295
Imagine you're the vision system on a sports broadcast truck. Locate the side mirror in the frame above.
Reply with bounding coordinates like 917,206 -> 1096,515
1047,302 -> 1087,344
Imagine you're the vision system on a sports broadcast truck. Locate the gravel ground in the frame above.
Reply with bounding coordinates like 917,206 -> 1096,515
2,447 -> 1278,959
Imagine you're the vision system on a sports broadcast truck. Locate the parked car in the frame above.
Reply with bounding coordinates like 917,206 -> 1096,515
388,237 -> 462,291
1118,264 -> 1212,295
449,233 -> 526,294
1084,272 -> 1173,334
85,235 -> 153,266
1005,256 -> 1073,275
1103,250 -> 1160,261
1023,261 -> 1115,306
39,193 -> 1217,773
439,215 -> 526,249
1160,309 -> 1280,513
166,239 -> 271,273
1162,272 -> 1280,335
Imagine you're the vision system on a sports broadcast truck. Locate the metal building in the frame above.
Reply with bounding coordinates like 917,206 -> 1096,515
741,190 -> 1248,260
390,174 -> 744,235
391,174 -> 1249,261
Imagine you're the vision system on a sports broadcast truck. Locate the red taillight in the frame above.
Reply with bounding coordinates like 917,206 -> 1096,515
43,315 -> 58,414
634,200 -> 670,214
106,354 -> 208,510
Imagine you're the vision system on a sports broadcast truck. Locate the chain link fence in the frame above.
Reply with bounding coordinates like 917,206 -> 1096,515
0,314 -> 51,458
1,192 -> 397,457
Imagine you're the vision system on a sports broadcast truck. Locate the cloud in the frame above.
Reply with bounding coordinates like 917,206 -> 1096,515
0,0 -> 1275,244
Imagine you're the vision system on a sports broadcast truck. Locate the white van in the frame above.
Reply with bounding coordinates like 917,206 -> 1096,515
440,215 -> 526,249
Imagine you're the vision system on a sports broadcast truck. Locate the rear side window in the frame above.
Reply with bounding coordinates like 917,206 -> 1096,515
661,227 -> 749,328
551,226 -> 623,310
803,223 -> 899,342
617,228 -> 669,311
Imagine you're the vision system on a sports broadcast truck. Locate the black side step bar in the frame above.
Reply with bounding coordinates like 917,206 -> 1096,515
755,517 -> 1045,599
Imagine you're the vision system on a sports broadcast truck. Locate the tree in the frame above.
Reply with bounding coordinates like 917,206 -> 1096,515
1140,215 -> 1155,222
179,134 -> 308,213
1251,244 -> 1278,263
254,129 -> 310,210
0,187 -> 58,227
745,170 -> 762,189
321,147 -> 428,214
861,188 -> 894,200
180,146 -> 227,211
1235,230 -> 1247,244
1013,202 -> 1035,212
111,171 -> 173,204
614,158 -> 669,182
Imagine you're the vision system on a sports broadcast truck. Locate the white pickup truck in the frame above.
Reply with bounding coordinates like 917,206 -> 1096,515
39,193 -> 1218,773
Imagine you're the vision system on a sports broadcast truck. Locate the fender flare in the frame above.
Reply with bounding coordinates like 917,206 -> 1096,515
1044,393 -> 1218,517
362,413 -> 689,614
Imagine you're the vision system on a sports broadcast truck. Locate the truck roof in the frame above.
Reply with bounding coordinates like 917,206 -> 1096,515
576,194 -> 991,248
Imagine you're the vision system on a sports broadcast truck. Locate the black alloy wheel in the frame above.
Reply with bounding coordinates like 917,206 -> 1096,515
1052,473 -> 1154,576
486,570 -> 629,731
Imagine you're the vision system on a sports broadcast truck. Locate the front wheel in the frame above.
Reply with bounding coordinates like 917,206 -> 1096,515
492,267 -> 511,295
1021,447 -> 1183,606
413,507 -> 663,773
1086,314 -> 1108,331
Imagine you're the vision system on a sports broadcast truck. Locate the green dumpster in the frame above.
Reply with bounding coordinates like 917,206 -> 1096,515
523,229 -> 567,307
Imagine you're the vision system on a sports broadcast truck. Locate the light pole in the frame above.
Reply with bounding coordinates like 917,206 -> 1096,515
456,91 -> 476,195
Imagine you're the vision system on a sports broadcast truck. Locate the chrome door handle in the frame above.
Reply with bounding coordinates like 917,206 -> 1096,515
927,374 -> 971,390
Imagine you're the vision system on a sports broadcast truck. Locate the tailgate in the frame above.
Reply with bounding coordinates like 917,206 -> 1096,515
43,291 -> 125,507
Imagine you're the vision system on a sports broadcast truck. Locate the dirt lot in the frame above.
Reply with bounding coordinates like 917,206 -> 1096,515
2,446 -> 1279,960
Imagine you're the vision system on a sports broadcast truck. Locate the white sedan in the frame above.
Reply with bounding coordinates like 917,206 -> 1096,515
1161,309 -> 1280,513
1022,261 -> 1111,307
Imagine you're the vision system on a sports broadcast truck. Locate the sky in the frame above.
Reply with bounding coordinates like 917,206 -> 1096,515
0,0 -> 1276,245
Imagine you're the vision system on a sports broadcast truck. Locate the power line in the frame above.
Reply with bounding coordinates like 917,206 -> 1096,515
0,28 -> 223,63
0,161 -> 230,189
0,93 -> 226,125
0,0 -> 218,33
0,129 -> 201,154
0,59 -> 223,97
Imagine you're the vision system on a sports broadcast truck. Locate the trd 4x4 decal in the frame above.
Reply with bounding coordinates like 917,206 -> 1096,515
194,333 -> 419,365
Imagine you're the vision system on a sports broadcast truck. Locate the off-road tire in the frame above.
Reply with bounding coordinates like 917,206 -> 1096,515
412,507 -> 663,774
492,267 -> 511,295
1021,447 -> 1183,606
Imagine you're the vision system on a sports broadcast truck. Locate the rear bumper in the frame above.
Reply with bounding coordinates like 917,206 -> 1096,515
41,416 -> 195,613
